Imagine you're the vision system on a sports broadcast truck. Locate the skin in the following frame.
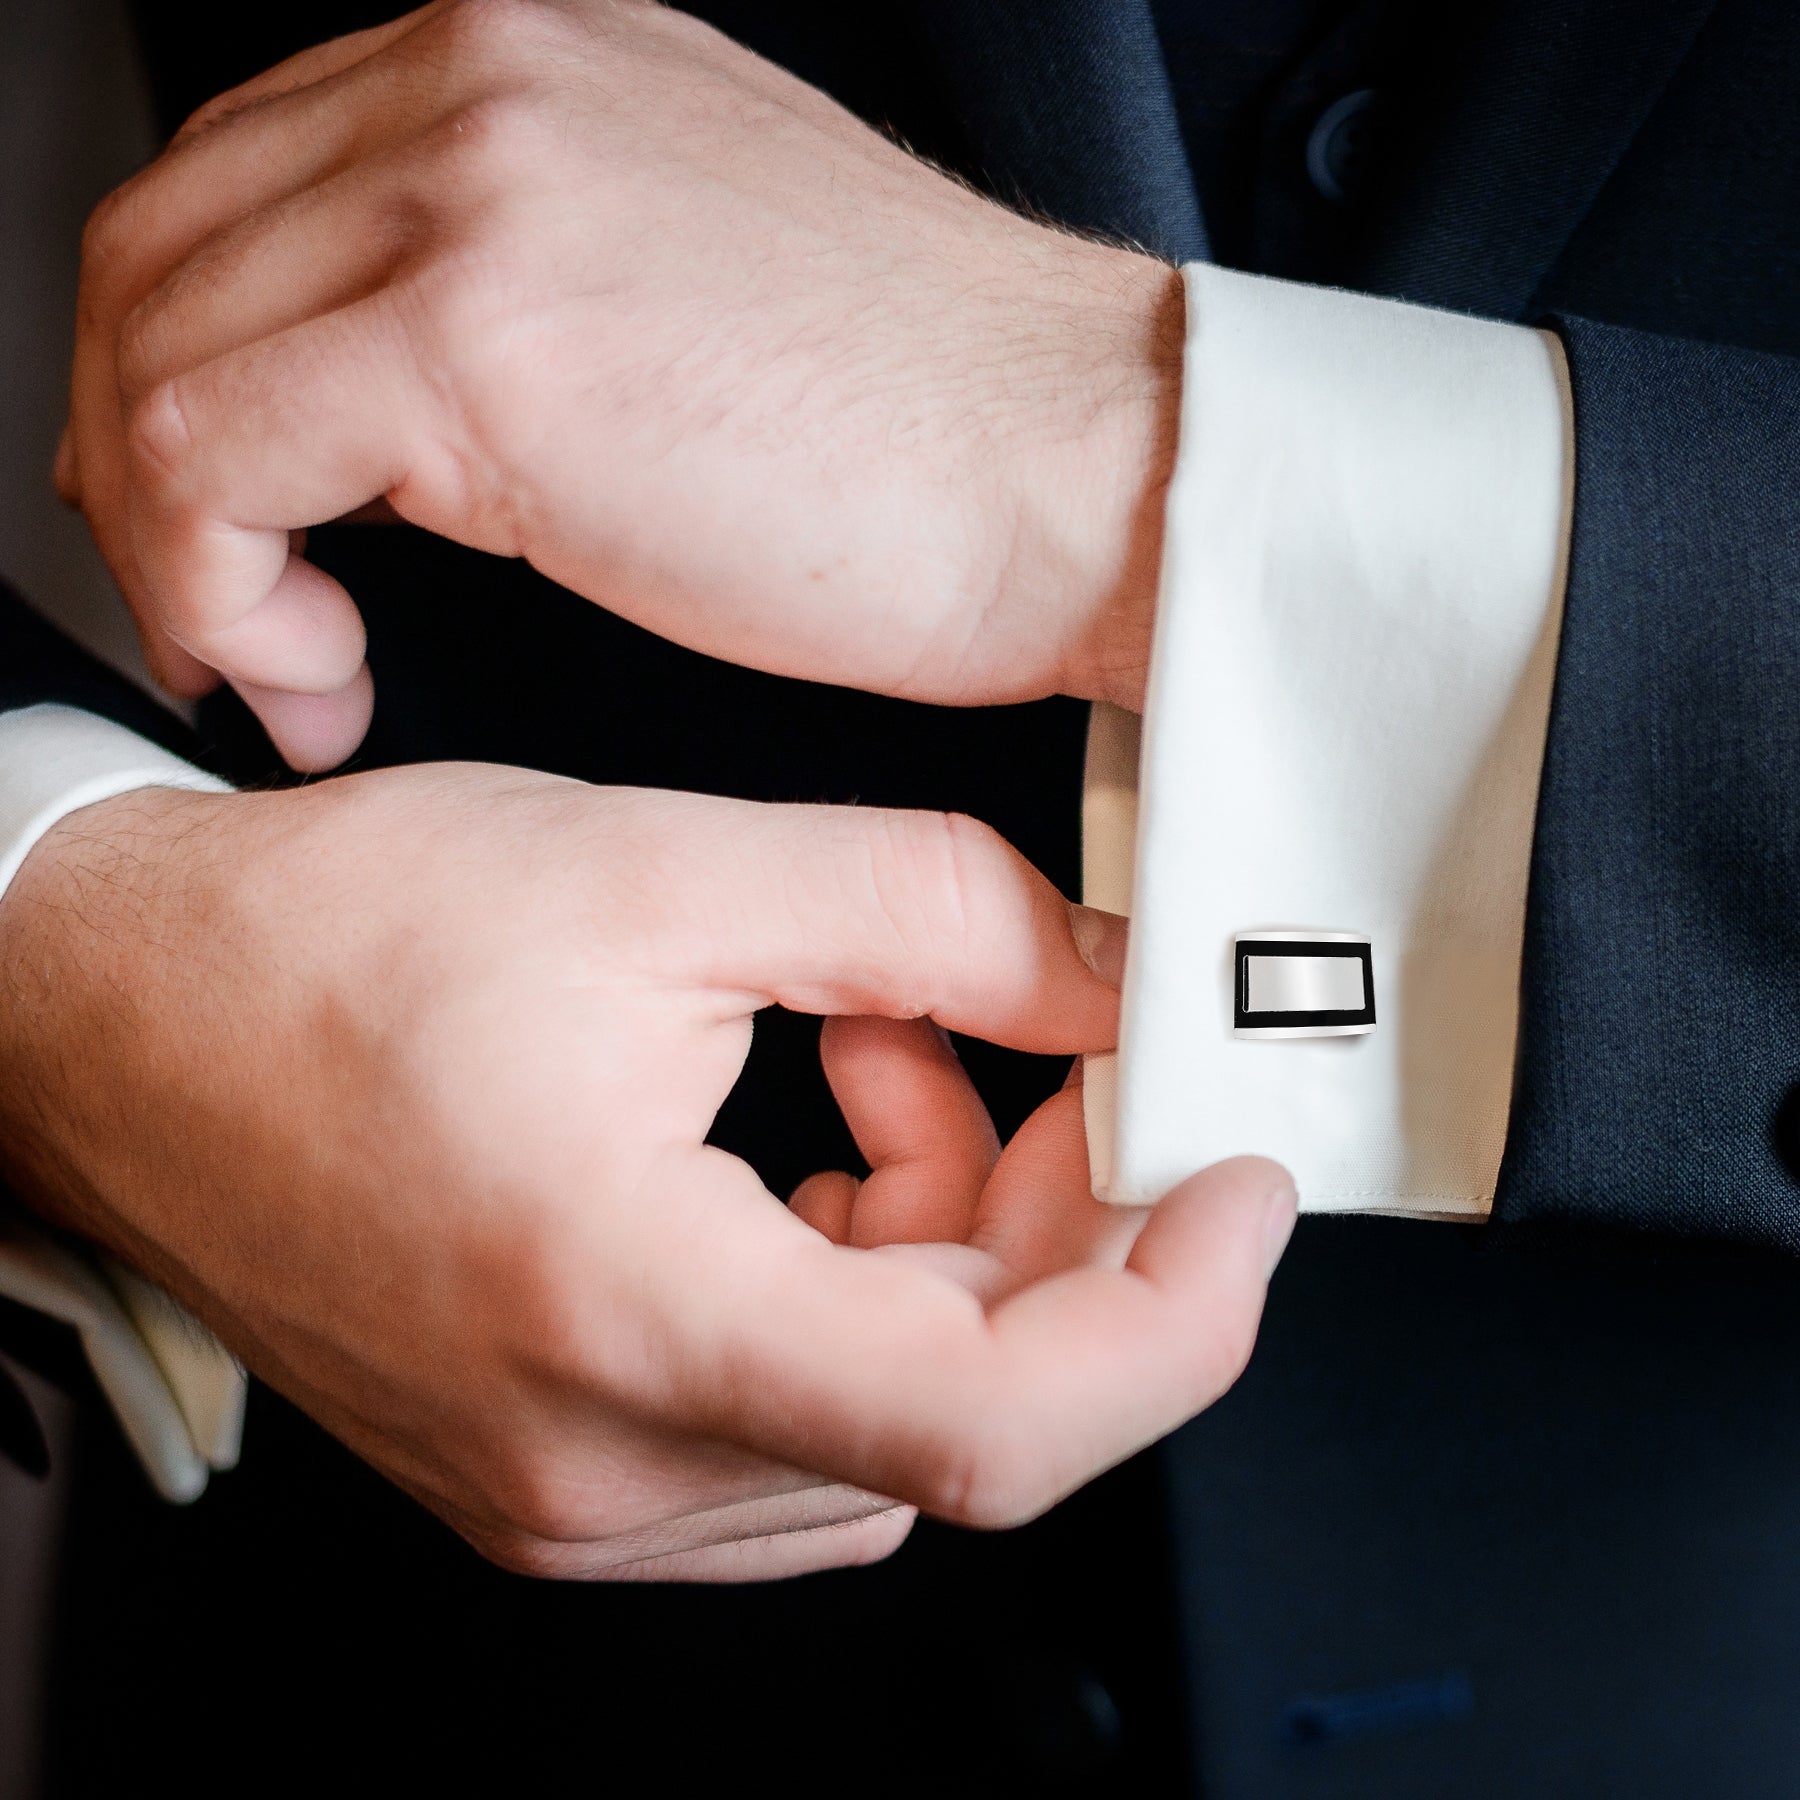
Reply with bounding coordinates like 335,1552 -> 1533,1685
57,0 -> 1182,768
8,0 -> 1294,1581
0,773 -> 1294,1578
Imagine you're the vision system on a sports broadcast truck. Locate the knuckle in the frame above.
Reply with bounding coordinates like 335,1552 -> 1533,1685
506,1486 -> 595,1549
433,90 -> 556,192
938,808 -> 1013,908
921,1418 -> 1050,1531
475,1443 -> 600,1548
122,382 -> 192,495
439,0 -> 526,54
437,0 -> 568,90
79,185 -> 133,270
875,809 -> 1009,957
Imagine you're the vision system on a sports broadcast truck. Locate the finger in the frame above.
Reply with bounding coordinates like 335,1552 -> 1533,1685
65,18 -> 445,706
172,547 -> 370,697
816,1015 -> 998,1246
63,345 -> 222,698
968,1081 -> 1146,1285
106,161 -> 434,754
668,797 -> 1128,1055
969,1153 -> 1296,1513
83,15 -> 440,331
293,1353 -> 881,1569
173,6 -> 444,140
231,665 -> 375,774
104,167 -> 421,724
788,1169 -> 859,1243
461,1496 -> 916,1585
119,300 -> 422,740
862,1055 -> 1123,1299
524,1490 -> 913,1584
58,389 -> 212,693
116,156 -> 429,417
637,1145 -> 1296,1529
599,1504 -> 917,1584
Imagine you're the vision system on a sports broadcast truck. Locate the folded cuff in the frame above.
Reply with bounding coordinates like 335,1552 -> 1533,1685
1085,265 -> 1571,1216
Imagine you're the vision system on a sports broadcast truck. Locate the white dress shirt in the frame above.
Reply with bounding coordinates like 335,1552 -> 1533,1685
0,263 -> 1574,1493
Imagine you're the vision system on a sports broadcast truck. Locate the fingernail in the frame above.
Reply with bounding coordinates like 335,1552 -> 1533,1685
1069,904 -> 1129,987
1262,1182 -> 1298,1278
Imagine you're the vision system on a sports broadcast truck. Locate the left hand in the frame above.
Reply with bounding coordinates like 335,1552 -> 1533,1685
60,0 -> 1181,770
0,767 -> 1292,1579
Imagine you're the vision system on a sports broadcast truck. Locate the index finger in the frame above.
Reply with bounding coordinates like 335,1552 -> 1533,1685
646,794 -> 1128,1056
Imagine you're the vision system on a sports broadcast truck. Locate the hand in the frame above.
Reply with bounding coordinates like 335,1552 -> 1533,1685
61,0 -> 1181,770
0,768 -> 1292,1578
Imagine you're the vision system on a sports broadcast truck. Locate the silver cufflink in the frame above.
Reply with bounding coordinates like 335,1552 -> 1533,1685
1233,932 -> 1375,1039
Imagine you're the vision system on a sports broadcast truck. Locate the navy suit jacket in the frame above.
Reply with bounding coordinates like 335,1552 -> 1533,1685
17,2 -> 1800,1794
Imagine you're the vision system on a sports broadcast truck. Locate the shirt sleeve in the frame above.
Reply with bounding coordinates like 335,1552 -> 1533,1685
0,703 -> 246,1498
1083,263 -> 1573,1217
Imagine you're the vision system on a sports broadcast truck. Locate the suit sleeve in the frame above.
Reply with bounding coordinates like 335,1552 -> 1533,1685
1497,318 -> 1800,1251
0,576 -> 205,761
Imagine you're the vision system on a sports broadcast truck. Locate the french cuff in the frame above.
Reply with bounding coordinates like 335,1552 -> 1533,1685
0,703 -> 245,1499
1084,265 -> 1572,1217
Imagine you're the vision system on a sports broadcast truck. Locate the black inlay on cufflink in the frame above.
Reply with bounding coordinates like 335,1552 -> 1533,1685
1233,938 -> 1376,1032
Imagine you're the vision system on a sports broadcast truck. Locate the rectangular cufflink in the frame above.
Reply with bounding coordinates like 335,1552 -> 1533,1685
1233,932 -> 1376,1038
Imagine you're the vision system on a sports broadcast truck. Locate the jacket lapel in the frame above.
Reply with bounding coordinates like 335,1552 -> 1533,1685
917,0 -> 1208,264
1346,0 -> 1718,318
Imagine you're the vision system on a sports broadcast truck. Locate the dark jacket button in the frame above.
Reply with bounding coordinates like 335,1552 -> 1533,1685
1771,1080 -> 1800,1184
1307,89 -> 1379,200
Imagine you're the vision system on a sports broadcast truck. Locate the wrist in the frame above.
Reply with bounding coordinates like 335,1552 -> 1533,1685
0,785 -> 238,1240
998,249 -> 1182,715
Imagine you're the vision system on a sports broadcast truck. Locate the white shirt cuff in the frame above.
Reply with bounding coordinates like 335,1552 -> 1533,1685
0,704 -> 246,1498
1085,265 -> 1573,1217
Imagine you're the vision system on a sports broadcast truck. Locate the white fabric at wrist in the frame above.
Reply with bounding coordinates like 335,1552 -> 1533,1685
0,703 -> 245,1500
1085,265 -> 1572,1217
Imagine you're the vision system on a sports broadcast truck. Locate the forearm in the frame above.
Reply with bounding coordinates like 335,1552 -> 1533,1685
0,769 -> 245,1499
0,784 -> 236,1248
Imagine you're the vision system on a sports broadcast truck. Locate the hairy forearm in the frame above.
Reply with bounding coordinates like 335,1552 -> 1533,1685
0,786 -> 247,1261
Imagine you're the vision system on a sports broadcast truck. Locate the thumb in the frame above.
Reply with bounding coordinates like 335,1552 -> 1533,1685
679,797 -> 1127,1055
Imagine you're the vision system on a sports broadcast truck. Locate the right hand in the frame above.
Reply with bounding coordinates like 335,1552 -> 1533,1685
0,766 -> 1294,1579
61,0 -> 1179,769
